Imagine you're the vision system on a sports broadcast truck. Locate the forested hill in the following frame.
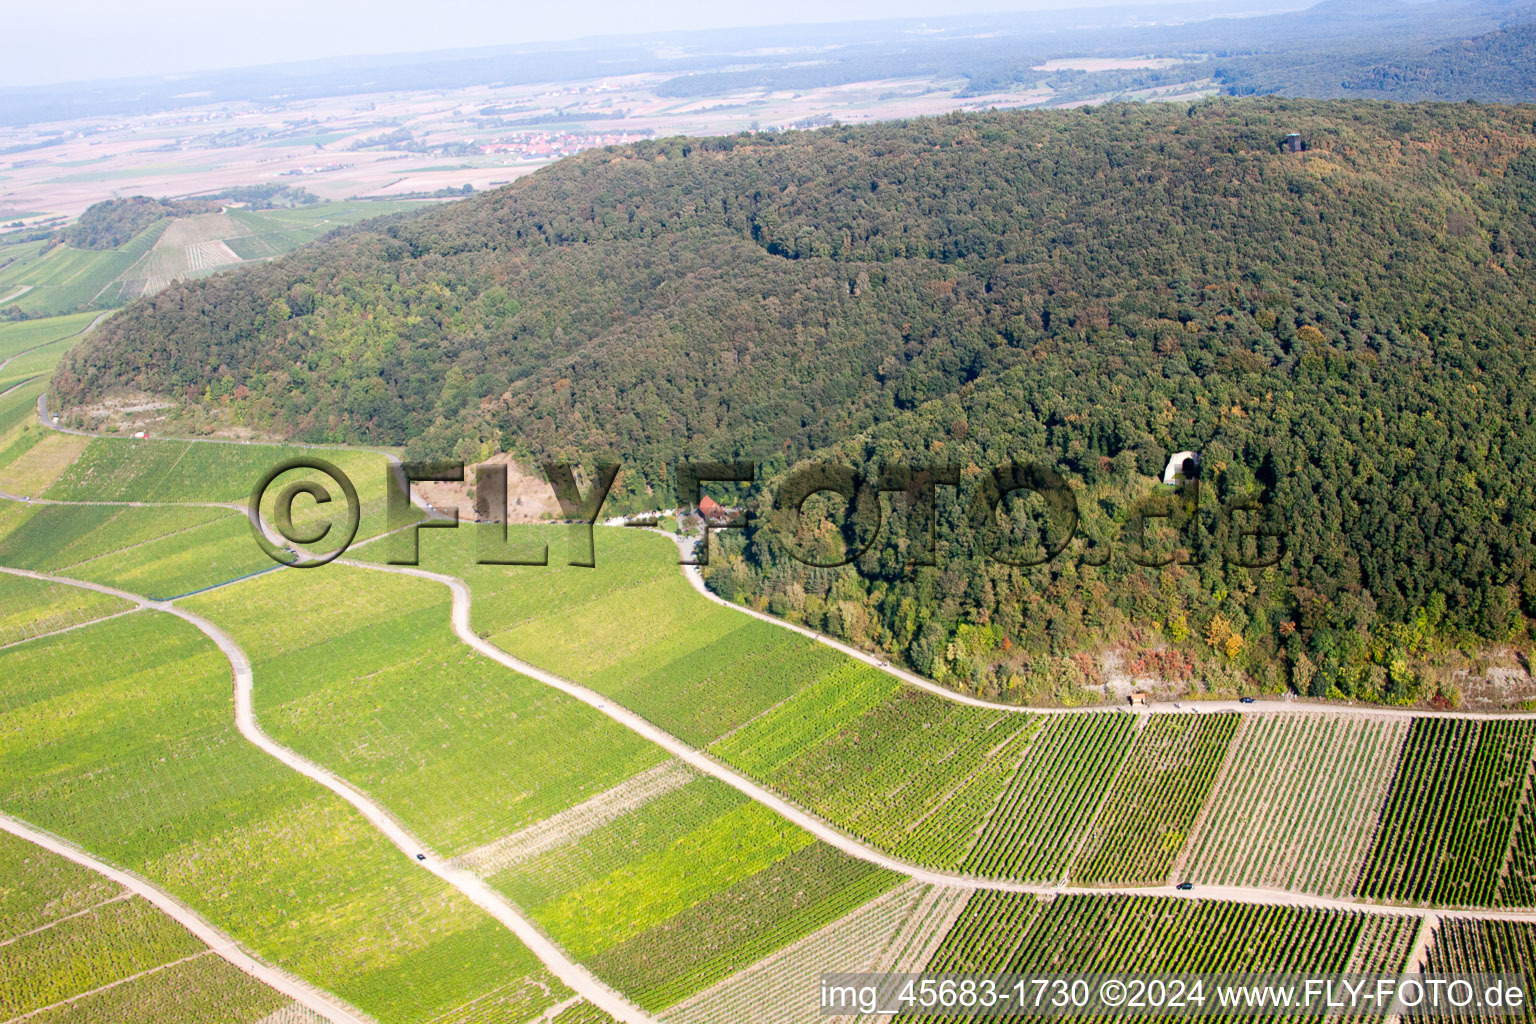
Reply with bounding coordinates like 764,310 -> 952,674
55,99 -> 1536,706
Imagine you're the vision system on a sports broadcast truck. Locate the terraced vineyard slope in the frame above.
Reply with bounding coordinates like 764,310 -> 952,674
1356,719 -> 1536,907
1182,713 -> 1409,896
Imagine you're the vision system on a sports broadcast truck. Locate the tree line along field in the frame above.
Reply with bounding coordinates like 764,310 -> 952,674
0,200 -> 430,317
182,561 -> 905,1012
903,891 -> 1421,1024
0,609 -> 568,1023
1356,718 -> 1536,908
366,523 -> 1536,898
0,830 -> 313,1024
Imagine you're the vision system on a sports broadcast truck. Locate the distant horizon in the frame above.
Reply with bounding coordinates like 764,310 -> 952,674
1,0 -> 1308,89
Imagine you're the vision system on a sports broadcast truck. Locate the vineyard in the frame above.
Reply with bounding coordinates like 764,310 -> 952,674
551,1001 -> 620,1024
484,772 -> 900,1010
1182,713 -> 1409,896
0,502 -> 271,600
963,712 -> 1138,883
0,830 -> 293,1023
1070,714 -> 1240,885
1425,918 -> 1536,1024
905,892 -> 1419,1022
0,570 -> 131,646
1356,718 -> 1536,906
184,563 -> 666,855
718,684 -> 1037,869
663,881 -> 968,1024
0,611 -> 566,1022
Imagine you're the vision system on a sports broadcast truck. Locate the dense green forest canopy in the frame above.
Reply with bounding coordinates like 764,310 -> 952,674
58,196 -> 220,250
56,98 -> 1536,704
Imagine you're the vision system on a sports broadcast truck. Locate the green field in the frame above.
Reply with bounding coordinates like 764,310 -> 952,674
1356,718 -> 1536,907
0,310 -> 101,364
486,773 -> 901,1010
183,560 -> 904,1009
0,224 -> 165,316
1070,713 -> 1240,885
0,503 -> 272,600
0,612 -> 564,1023
184,564 -> 665,855
0,830 -> 300,1023
0,570 -> 132,646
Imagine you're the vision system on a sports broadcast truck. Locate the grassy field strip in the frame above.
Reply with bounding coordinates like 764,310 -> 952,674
0,814 -> 354,1023
659,880 -> 937,1024
1183,714 -> 1410,897
453,761 -> 695,876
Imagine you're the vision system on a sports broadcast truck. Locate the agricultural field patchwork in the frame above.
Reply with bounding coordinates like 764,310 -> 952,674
1356,718 -> 1536,907
0,202 -> 431,315
484,772 -> 901,1010
1070,713 -> 1241,885
0,831 -> 301,1023
183,563 -> 665,855
907,890 -> 1420,1022
0,612 -> 566,1023
1183,713 -> 1409,896
0,570 -> 132,646
0,223 -> 164,316
963,712 -> 1139,883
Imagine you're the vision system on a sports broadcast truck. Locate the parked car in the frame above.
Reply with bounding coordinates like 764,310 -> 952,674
1176,882 -> 1194,890
1239,697 -> 1257,704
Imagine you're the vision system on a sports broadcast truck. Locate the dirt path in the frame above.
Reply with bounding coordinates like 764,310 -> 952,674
0,812 -> 369,1024
659,531 -> 1536,723
0,285 -> 32,304
0,564 -> 656,1024
341,560 -> 1536,925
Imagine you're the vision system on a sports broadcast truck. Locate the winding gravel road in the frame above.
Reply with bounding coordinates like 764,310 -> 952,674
663,532 -> 1536,722
340,560 -> 1536,925
0,565 -> 657,1024
0,807 -> 370,1023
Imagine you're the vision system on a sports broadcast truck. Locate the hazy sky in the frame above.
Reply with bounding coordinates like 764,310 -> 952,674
4,0 -> 1206,88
